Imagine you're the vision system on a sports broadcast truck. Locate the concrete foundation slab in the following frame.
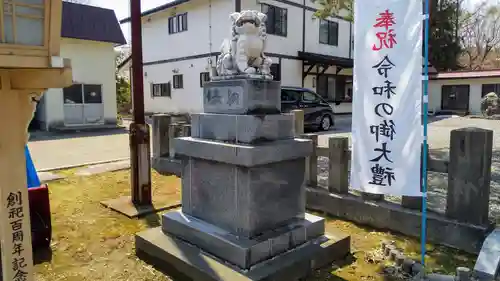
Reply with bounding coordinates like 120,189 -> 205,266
38,171 -> 65,182
75,160 -> 130,176
161,210 -> 325,269
181,157 -> 307,237
174,137 -> 312,167
190,113 -> 294,144
135,226 -> 350,281
203,79 -> 281,115
473,228 -> 500,280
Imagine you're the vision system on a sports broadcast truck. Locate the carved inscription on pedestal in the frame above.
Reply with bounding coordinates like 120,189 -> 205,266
204,86 -> 244,111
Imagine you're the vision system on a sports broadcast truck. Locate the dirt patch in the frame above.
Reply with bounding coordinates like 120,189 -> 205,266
34,170 -> 475,281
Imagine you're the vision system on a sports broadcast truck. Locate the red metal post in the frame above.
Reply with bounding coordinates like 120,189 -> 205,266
129,0 -> 152,206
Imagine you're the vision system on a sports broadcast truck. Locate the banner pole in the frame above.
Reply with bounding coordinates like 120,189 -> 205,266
421,0 -> 431,266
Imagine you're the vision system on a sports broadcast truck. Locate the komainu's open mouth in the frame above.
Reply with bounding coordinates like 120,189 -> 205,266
237,18 -> 257,26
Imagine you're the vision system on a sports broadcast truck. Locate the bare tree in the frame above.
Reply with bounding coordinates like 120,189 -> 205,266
63,0 -> 91,4
460,2 -> 500,69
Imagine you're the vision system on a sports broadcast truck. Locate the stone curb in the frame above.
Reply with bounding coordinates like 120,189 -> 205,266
37,157 -> 131,173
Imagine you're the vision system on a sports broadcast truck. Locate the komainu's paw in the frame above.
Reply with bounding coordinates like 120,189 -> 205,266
244,67 -> 257,74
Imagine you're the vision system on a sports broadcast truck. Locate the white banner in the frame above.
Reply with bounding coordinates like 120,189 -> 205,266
351,0 -> 423,196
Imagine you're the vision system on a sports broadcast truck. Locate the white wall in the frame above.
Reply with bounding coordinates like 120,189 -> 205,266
428,78 -> 500,115
141,0 -> 232,63
304,10 -> 352,58
144,56 -> 217,113
139,0 -> 354,114
242,0 -> 303,57
41,38 -> 117,130
280,58 -> 302,87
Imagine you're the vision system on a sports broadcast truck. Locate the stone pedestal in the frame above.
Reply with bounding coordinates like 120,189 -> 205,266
136,78 -> 350,280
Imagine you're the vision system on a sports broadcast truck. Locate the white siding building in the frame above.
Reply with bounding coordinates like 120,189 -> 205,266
34,2 -> 126,131
119,0 -> 355,114
428,70 -> 500,115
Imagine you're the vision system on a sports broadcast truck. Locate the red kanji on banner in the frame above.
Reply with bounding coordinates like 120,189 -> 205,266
373,9 -> 396,30
372,9 -> 397,51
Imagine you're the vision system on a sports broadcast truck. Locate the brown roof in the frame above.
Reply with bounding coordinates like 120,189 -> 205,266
430,69 -> 500,80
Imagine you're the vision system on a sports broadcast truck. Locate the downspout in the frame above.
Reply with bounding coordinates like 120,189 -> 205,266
301,0 -> 306,87
349,22 -> 352,59
208,0 -> 213,71
235,0 -> 241,12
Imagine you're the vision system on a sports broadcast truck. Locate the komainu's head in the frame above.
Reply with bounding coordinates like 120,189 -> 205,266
230,10 -> 267,34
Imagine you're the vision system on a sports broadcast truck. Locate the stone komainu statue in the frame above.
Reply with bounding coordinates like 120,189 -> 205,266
216,10 -> 273,79
481,92 -> 500,117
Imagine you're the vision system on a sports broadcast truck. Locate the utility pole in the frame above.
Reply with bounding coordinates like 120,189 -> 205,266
129,0 -> 152,206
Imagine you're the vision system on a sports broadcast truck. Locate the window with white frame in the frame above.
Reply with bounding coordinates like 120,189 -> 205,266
63,84 -> 103,104
173,74 -> 183,89
151,83 -> 171,97
168,13 -> 188,34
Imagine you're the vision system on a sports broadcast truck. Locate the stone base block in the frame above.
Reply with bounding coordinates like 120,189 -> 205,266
191,113 -> 294,144
473,228 -> 500,280
203,79 -> 281,114
152,157 -> 182,177
174,137 -> 312,167
161,210 -> 325,269
135,227 -> 351,281
181,158 -> 306,237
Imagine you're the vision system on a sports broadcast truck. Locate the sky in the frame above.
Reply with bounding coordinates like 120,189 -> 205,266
89,0 -> 170,42
87,0 -> 495,43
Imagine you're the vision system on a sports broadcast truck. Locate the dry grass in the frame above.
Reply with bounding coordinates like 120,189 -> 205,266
34,170 -> 475,281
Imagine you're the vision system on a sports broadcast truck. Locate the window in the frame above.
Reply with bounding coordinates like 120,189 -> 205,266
261,4 -> 287,37
303,91 -> 321,103
63,84 -> 83,104
270,63 -> 281,81
200,72 -> 210,87
151,83 -> 171,97
2,0 -> 44,46
441,85 -> 470,111
281,90 -> 300,102
319,19 -> 339,46
83,85 -> 103,104
482,84 -> 500,97
168,13 -> 188,34
173,74 -> 184,89
63,84 -> 103,104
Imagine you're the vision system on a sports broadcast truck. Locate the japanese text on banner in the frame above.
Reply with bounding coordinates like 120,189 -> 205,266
351,0 -> 423,196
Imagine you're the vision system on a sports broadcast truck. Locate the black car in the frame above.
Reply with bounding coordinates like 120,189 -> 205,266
281,86 -> 335,131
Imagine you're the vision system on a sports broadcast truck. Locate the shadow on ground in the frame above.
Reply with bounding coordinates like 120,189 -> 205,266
141,213 -> 161,228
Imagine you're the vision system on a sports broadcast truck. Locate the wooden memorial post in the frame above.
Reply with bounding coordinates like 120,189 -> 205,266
0,0 -> 72,280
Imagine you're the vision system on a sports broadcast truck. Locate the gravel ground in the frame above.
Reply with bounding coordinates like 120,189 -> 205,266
316,116 -> 500,221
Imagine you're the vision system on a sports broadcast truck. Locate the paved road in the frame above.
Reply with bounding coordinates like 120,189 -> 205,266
28,130 -> 130,171
28,117 -> 352,171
